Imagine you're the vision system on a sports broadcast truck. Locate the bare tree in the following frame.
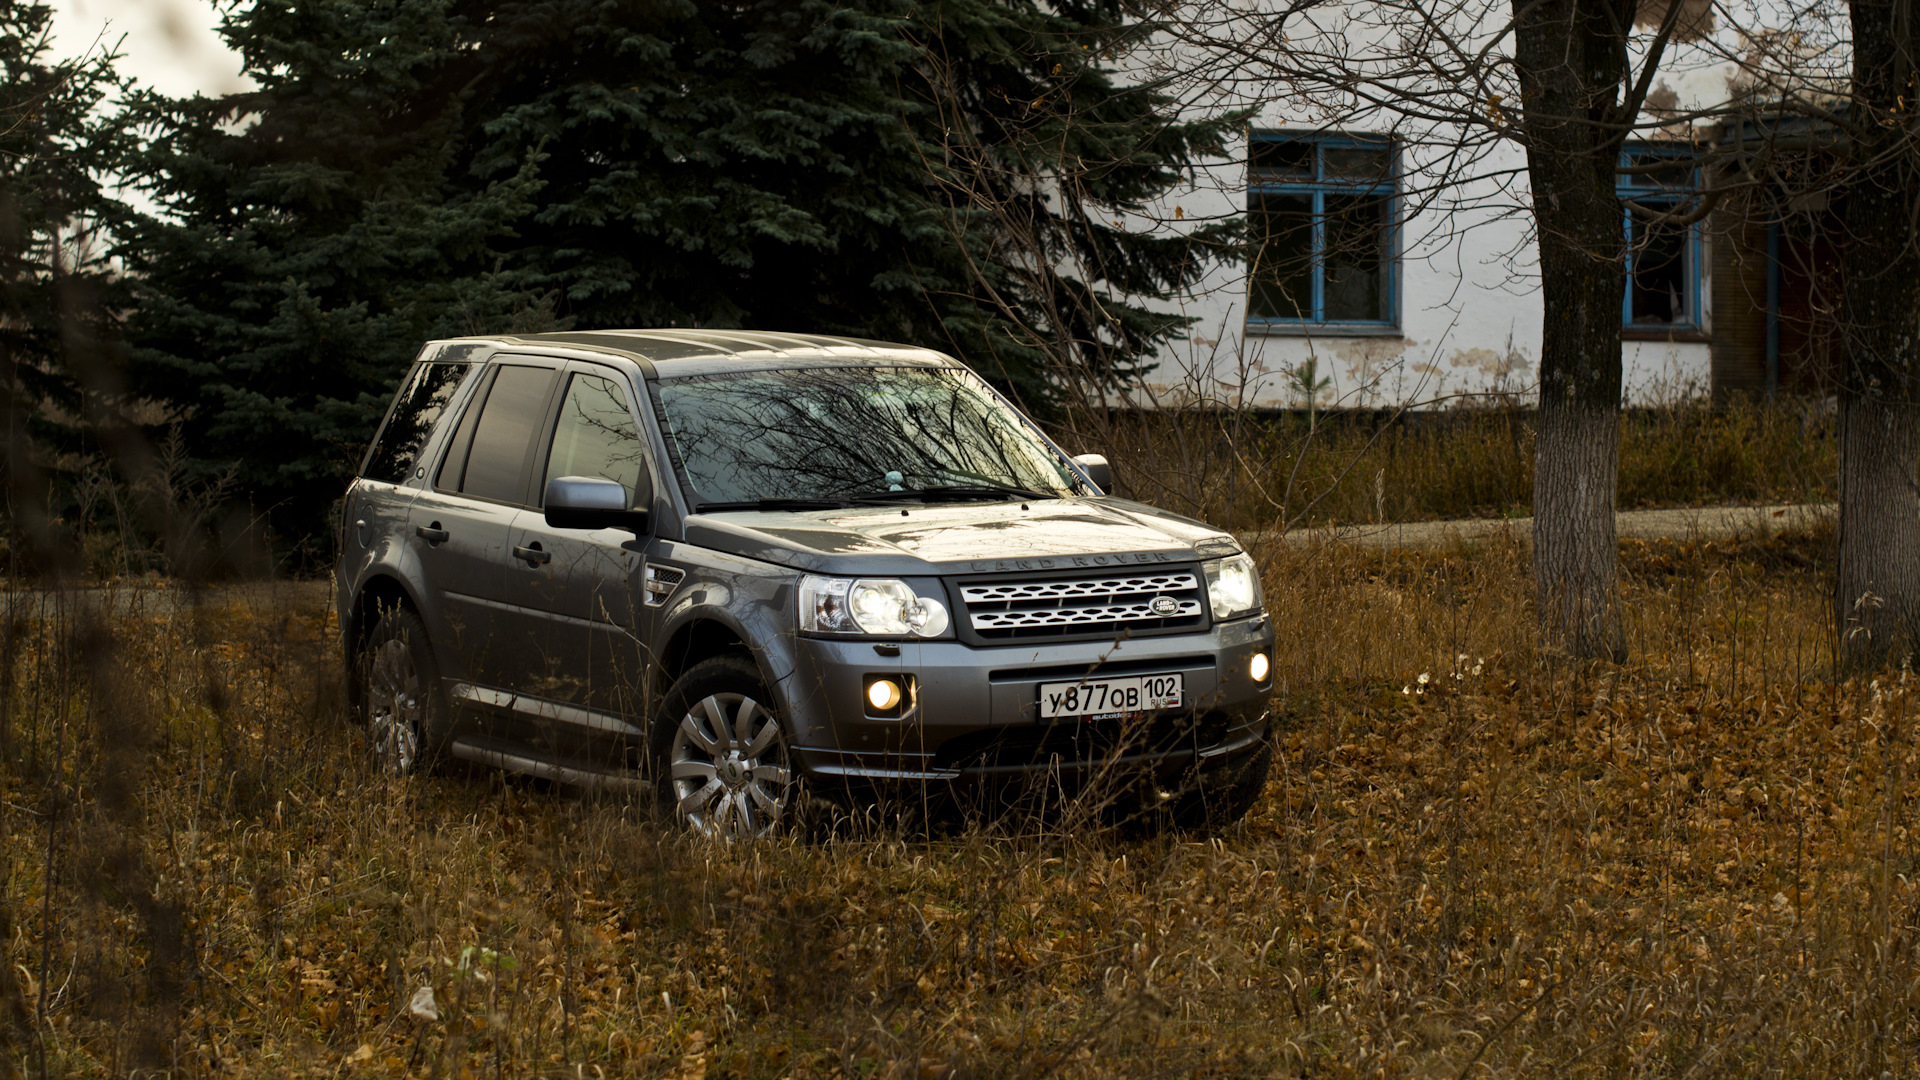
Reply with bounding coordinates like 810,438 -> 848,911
907,6 -> 1498,538
1705,0 -> 1920,667
1125,0 -> 1838,657
1834,0 -> 1920,665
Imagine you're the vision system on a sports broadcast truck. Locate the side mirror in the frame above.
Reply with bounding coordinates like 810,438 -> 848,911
544,475 -> 651,532
1071,453 -> 1112,494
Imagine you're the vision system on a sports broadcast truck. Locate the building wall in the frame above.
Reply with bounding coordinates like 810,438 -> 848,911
1132,127 -> 1717,409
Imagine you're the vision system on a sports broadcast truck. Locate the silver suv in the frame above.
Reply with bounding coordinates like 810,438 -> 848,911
336,331 -> 1274,835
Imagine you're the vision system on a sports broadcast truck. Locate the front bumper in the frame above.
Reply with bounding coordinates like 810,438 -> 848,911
780,615 -> 1274,783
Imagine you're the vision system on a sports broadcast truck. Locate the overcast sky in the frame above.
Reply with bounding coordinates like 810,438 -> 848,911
49,0 -> 250,98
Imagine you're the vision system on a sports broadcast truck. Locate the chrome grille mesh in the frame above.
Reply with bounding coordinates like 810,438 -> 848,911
959,571 -> 1205,638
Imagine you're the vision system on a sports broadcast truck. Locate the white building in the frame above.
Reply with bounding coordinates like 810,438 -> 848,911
1130,1 -> 1842,410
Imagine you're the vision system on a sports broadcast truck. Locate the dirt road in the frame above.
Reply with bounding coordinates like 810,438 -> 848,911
1253,502 -> 1833,550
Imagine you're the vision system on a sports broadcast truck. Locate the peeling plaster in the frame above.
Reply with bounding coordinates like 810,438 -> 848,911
1447,346 -> 1533,379
1329,338 -> 1414,396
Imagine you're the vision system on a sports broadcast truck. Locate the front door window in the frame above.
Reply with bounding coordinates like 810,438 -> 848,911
545,373 -> 646,505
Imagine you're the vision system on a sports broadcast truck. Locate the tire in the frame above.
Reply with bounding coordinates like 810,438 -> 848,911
652,655 -> 798,839
360,604 -> 453,775
1171,741 -> 1273,831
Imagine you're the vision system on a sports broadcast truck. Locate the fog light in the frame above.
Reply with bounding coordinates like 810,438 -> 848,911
867,678 -> 903,711
1249,652 -> 1270,682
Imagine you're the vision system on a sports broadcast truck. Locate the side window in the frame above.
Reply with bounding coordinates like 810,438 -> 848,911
1247,133 -> 1397,327
439,364 -> 559,504
1619,145 -> 1703,330
361,362 -> 470,483
543,372 -> 647,508
435,367 -> 493,493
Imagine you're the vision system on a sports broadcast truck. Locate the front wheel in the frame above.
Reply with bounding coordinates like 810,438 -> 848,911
653,656 -> 797,838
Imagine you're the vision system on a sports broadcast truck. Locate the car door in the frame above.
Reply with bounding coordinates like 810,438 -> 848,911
500,363 -> 657,761
407,360 -> 563,699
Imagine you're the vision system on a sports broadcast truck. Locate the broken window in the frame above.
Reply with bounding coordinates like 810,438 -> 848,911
1620,146 -> 1704,329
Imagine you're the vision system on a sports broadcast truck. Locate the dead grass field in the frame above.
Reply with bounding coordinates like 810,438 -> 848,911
5,523 -> 1919,1078
1070,399 -> 1835,533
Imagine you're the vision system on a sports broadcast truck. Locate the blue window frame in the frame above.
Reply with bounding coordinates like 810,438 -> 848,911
1246,133 -> 1398,328
1619,145 -> 1704,330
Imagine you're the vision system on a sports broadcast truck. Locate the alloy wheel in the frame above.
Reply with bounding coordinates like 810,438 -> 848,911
367,635 -> 423,774
668,692 -> 792,838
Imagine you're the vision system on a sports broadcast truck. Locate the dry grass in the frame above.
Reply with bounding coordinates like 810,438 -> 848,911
6,522 -> 1920,1078
1066,399 -> 1835,532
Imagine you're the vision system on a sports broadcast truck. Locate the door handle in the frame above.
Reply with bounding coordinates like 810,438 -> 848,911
513,542 -> 552,566
416,523 -> 449,544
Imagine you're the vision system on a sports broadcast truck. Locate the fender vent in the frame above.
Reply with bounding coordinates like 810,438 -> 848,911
643,564 -> 685,607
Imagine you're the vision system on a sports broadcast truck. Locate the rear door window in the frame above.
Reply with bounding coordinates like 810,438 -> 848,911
361,362 -> 471,483
439,364 -> 561,505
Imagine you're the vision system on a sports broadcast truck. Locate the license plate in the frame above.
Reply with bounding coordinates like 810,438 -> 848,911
1038,673 -> 1184,719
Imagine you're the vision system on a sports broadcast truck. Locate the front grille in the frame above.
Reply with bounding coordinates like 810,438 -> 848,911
957,570 -> 1206,641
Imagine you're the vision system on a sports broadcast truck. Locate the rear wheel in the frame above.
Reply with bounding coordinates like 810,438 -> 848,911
653,656 -> 797,838
360,604 -> 451,775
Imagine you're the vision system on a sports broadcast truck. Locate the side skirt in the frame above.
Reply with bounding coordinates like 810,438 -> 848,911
449,735 -> 654,795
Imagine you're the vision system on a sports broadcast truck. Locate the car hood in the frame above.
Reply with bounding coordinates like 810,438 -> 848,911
680,497 -> 1233,575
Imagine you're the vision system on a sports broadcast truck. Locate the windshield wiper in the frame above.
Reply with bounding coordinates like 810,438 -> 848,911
693,498 -> 850,513
847,484 -> 1052,504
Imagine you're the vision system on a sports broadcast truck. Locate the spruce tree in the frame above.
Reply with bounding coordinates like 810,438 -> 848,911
116,0 -> 547,522
0,0 -> 131,563
120,0 -> 1235,539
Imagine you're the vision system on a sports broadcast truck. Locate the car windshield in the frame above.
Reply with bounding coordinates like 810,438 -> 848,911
653,365 -> 1081,509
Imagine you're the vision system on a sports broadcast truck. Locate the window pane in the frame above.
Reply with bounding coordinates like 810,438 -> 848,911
461,365 -> 557,504
1324,146 -> 1390,183
363,363 -> 469,484
1324,193 -> 1389,322
1249,192 -> 1314,319
545,374 -> 646,507
1622,153 -> 1691,189
435,368 -> 489,492
1250,139 -> 1312,180
1629,219 -> 1689,324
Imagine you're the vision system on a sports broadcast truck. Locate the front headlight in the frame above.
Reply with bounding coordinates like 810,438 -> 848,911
798,575 -> 951,637
1202,553 -> 1263,621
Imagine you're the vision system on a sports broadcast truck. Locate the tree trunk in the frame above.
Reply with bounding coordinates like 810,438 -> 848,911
1534,394 -> 1624,658
1836,397 -> 1920,661
1513,0 -> 1629,660
1531,232 -> 1626,659
1834,0 -> 1920,668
